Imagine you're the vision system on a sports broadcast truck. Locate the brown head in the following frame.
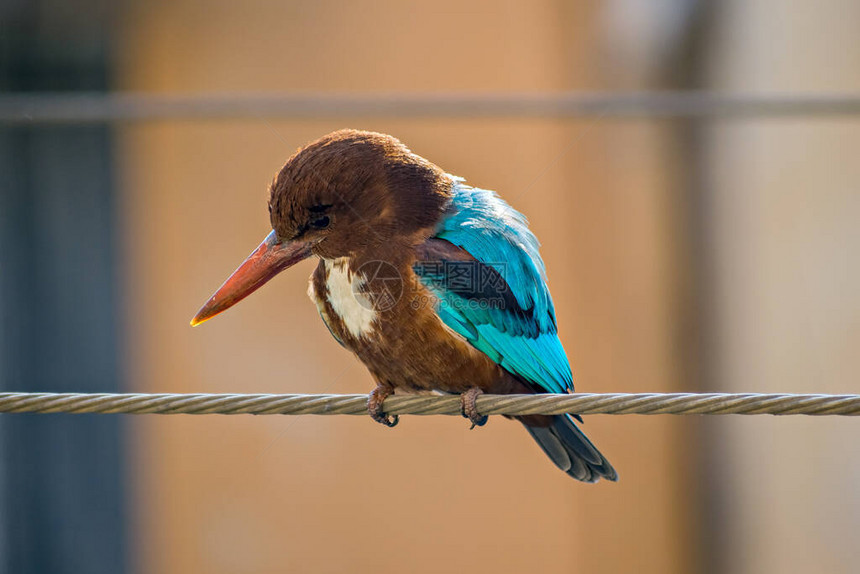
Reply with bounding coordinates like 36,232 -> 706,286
191,129 -> 452,326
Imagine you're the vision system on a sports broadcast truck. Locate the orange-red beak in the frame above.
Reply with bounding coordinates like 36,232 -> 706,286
190,230 -> 313,326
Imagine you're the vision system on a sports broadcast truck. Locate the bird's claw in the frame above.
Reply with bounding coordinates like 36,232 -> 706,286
368,386 -> 399,428
461,387 -> 488,429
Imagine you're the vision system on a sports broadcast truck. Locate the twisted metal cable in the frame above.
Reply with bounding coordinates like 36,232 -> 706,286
2,92 -> 860,124
0,392 -> 858,416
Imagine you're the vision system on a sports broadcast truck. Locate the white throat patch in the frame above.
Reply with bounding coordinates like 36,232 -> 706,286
323,258 -> 377,339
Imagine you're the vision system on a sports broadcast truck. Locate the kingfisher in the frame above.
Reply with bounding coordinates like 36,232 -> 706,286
192,129 -> 617,482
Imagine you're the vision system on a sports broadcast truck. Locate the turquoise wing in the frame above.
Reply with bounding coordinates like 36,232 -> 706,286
414,178 -> 573,394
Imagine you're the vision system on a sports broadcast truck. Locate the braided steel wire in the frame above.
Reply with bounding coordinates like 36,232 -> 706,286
0,392 -> 858,416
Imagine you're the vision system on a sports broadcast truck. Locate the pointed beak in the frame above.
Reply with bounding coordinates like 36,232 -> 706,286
190,230 -> 313,326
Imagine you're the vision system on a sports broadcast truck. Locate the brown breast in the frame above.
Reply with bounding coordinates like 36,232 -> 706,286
307,254 -> 524,394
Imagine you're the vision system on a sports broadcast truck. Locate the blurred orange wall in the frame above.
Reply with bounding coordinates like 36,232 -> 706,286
115,2 -> 695,573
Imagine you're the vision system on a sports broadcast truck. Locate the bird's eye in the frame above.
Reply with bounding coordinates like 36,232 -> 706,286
310,215 -> 330,230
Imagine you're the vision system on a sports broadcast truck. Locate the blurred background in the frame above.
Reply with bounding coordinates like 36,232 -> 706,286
1,1 -> 858,573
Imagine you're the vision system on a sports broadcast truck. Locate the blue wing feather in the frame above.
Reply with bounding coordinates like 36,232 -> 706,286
414,177 -> 573,395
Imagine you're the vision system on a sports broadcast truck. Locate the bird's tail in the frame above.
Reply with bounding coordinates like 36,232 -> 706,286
522,415 -> 618,483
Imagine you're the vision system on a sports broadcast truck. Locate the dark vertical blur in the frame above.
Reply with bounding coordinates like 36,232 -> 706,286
0,1 -> 126,572
660,5 -> 722,574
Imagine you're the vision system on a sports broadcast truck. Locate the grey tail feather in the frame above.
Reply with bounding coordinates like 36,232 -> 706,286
523,415 -> 618,483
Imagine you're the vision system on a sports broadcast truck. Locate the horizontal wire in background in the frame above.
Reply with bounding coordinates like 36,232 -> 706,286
1,92 -> 860,124
0,392 -> 858,416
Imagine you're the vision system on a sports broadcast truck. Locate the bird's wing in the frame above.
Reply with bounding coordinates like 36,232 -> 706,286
412,179 -> 573,394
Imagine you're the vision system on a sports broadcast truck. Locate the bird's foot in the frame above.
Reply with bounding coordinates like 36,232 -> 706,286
368,385 -> 398,428
460,387 -> 488,429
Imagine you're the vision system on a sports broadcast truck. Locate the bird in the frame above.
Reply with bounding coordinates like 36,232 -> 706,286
191,129 -> 617,483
